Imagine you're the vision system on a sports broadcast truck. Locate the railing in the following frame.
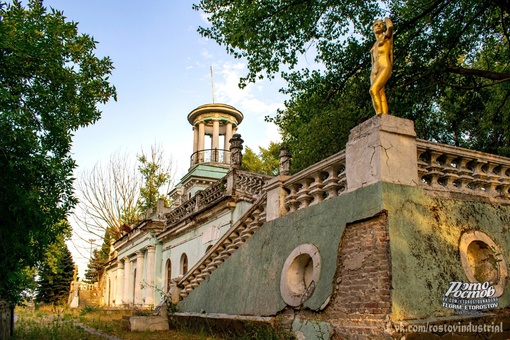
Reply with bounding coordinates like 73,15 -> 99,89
178,193 -> 267,298
282,150 -> 347,213
235,170 -> 272,196
417,139 -> 510,199
190,148 -> 230,167
165,180 -> 227,227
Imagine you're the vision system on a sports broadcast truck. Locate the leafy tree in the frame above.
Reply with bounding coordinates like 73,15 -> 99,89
194,0 -> 510,171
0,1 -> 116,304
242,142 -> 281,175
137,144 -> 173,213
36,236 -> 75,305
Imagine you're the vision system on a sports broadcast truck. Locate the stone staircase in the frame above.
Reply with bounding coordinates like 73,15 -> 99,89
176,151 -> 350,300
178,192 -> 268,298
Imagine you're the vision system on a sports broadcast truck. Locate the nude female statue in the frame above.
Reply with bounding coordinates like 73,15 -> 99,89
370,17 -> 394,115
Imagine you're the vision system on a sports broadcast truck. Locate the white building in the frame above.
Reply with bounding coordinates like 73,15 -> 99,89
103,103 -> 270,308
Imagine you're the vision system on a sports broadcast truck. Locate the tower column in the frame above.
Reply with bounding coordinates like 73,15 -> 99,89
224,122 -> 233,150
122,257 -> 131,305
145,245 -> 156,307
212,119 -> 220,162
135,250 -> 144,306
212,119 -> 220,150
198,121 -> 205,163
192,126 -> 199,165
115,260 -> 124,306
224,122 -> 233,164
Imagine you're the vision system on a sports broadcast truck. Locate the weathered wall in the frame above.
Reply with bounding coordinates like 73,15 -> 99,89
383,182 -> 510,320
177,179 -> 510,336
0,300 -> 13,340
323,213 -> 391,339
178,183 -> 385,316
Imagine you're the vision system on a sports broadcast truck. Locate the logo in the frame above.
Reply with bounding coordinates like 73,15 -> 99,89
442,281 -> 498,314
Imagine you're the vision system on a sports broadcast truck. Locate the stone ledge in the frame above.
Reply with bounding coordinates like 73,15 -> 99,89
129,315 -> 169,332
169,312 -> 275,336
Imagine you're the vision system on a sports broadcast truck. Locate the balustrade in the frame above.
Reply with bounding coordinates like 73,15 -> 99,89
190,148 -> 230,167
178,194 -> 267,298
282,150 -> 347,213
417,139 -> 510,199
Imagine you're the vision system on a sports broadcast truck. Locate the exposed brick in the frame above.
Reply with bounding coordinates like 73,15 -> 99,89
323,213 -> 392,339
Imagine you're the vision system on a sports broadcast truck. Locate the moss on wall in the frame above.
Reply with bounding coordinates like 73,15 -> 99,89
178,184 -> 385,316
383,183 -> 510,320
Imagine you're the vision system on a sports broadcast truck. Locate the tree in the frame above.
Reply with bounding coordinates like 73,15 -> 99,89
74,145 -> 173,245
137,144 -> 173,213
194,0 -> 510,171
84,228 -> 114,284
76,145 -> 172,287
74,151 -> 142,241
36,236 -> 75,305
242,142 -> 281,176
0,1 -> 116,304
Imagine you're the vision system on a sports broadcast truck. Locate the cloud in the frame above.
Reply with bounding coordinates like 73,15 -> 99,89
214,62 -> 284,117
200,48 -> 213,59
199,12 -> 210,24
212,62 -> 285,147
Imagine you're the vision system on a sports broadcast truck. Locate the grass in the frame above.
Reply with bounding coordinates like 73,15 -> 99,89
14,305 -> 103,340
14,304 -> 294,339
14,304 -> 222,340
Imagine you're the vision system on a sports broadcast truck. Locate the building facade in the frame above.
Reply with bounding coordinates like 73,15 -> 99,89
103,108 -> 510,338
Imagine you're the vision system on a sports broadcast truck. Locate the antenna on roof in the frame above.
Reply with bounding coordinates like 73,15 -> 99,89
210,66 -> 215,104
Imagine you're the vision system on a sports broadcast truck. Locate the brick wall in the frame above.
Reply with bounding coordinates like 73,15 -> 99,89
0,299 -> 13,340
324,212 -> 392,339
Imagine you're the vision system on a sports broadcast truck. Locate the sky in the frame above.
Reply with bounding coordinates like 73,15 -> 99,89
39,0 -> 291,276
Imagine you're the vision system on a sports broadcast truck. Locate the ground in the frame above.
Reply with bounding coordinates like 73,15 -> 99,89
14,304 -> 223,340
14,304 -> 292,339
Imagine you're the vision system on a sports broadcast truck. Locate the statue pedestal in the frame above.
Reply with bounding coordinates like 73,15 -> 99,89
346,114 -> 419,191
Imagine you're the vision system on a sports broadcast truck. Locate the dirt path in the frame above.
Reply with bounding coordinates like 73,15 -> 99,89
74,322 -> 125,340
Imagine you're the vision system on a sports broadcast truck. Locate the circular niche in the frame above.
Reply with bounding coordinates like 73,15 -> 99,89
459,231 -> 507,297
280,244 -> 321,307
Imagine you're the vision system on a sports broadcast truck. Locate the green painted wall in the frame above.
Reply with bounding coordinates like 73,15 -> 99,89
383,183 -> 510,320
178,184 -> 385,315
178,181 -> 510,320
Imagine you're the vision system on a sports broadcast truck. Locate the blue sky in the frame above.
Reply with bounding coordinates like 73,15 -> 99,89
39,0 -> 290,274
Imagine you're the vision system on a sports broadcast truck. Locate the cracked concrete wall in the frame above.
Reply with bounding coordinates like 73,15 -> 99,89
383,182 -> 510,320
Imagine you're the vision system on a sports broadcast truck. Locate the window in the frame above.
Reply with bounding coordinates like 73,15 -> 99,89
206,245 -> 213,253
180,253 -> 188,275
165,259 -> 172,292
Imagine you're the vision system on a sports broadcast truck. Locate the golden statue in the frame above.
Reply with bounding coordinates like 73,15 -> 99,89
370,17 -> 394,115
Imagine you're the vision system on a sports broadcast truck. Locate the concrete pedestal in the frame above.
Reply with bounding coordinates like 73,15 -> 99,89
346,114 -> 419,191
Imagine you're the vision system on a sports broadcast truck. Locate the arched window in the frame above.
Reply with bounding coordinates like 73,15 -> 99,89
165,259 -> 172,292
180,253 -> 188,275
